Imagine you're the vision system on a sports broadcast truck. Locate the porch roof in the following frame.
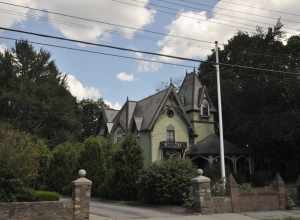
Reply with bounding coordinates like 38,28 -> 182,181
189,134 -> 249,156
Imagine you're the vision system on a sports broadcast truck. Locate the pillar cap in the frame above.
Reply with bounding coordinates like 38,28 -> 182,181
192,169 -> 211,183
73,169 -> 92,186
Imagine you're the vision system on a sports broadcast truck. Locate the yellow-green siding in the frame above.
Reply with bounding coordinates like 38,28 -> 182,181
150,111 -> 190,162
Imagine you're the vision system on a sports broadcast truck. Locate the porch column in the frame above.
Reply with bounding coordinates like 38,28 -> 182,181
248,157 -> 253,175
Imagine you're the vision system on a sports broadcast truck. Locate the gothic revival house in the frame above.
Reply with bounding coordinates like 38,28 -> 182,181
100,72 -> 251,174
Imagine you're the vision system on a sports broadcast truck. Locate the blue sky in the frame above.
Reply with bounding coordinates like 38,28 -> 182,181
0,0 -> 298,109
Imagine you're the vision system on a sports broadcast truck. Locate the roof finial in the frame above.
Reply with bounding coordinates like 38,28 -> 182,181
193,66 -> 196,74
126,96 -> 129,102
169,77 -> 173,86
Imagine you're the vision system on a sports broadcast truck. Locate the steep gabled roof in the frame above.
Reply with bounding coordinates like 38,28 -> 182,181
178,72 -> 203,111
103,109 -> 119,123
135,85 -> 192,131
112,99 -> 136,132
178,72 -> 216,112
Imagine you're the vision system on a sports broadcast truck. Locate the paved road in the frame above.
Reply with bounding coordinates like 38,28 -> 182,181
90,200 -> 186,220
89,199 -> 300,220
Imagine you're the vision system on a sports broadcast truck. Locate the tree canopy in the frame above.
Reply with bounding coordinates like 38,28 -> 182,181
199,23 -> 300,180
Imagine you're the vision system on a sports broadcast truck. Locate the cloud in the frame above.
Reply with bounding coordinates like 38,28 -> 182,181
0,44 -> 6,53
0,1 -> 154,42
158,0 -> 300,63
135,52 -> 161,72
30,0 -> 155,42
104,100 -> 122,110
116,72 -> 134,82
66,74 -> 101,101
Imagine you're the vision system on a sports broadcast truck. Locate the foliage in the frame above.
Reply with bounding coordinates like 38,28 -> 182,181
199,22 -> 300,180
138,159 -> 198,205
238,183 -> 254,193
0,41 -> 82,147
0,124 -> 49,201
32,190 -> 60,201
46,142 -> 84,194
106,135 -> 143,200
79,136 -> 115,196
78,99 -> 108,139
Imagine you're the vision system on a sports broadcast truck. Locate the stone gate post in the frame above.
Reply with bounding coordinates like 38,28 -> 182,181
272,173 -> 287,210
72,169 -> 92,220
191,169 -> 213,214
297,174 -> 300,204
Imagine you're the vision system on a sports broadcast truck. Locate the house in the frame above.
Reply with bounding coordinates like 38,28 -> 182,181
100,71 -> 251,174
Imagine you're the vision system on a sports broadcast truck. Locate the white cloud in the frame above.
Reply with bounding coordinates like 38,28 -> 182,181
0,44 -> 6,53
158,0 -> 300,63
0,1 -> 154,42
30,0 -> 155,42
116,72 -> 134,82
66,74 -> 101,101
135,52 -> 161,72
104,100 -> 122,110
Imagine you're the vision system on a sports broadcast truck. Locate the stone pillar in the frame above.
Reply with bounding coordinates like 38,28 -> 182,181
272,173 -> 287,210
229,174 -> 239,212
191,169 -> 213,214
297,174 -> 300,204
72,169 -> 92,220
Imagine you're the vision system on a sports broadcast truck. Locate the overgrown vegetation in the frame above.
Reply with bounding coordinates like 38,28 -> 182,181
138,159 -> 198,205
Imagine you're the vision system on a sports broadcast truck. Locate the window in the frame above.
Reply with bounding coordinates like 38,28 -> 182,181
167,109 -> 174,118
166,125 -> 175,143
201,99 -> 209,118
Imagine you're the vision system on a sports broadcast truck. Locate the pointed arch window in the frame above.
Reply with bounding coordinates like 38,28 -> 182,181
166,124 -> 175,143
201,99 -> 209,118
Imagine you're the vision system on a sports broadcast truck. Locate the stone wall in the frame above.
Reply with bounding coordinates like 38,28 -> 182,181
192,170 -> 288,214
0,201 -> 72,220
0,169 -> 92,220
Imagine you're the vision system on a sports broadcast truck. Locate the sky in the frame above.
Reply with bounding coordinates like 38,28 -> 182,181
0,0 -> 300,109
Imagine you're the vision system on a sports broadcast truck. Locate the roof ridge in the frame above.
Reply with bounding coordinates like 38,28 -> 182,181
137,87 -> 170,103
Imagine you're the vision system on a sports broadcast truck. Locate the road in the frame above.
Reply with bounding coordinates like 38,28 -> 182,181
90,200 -> 186,220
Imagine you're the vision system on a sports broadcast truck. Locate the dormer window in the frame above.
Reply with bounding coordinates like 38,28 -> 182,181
201,99 -> 209,118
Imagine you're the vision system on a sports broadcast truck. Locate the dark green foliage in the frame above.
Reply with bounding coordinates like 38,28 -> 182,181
79,136 -> 115,196
46,142 -> 84,194
199,22 -> 300,181
107,135 -> 143,200
138,159 -> 198,205
0,41 -> 82,147
79,99 -> 108,139
0,124 -> 50,202
32,190 -> 60,201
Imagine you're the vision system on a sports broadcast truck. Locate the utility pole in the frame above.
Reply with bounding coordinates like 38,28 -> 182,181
215,41 -> 226,183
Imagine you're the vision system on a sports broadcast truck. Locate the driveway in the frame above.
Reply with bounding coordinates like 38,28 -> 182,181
90,199 -> 186,220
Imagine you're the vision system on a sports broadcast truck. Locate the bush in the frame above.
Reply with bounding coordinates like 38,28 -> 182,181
138,159 -> 198,205
0,124 -> 49,202
47,142 -> 84,194
33,190 -> 60,201
79,136 -> 115,196
106,135 -> 143,200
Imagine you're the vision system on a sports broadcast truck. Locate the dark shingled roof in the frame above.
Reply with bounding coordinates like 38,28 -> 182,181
178,72 -> 216,112
134,87 -> 170,131
103,109 -> 119,123
189,134 -> 248,156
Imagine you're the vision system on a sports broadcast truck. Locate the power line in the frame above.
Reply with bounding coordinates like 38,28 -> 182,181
184,0 -> 300,18
0,1 -> 214,45
115,0 -> 258,33
150,0 -> 300,33
1,26 -> 299,76
0,36 -> 196,69
171,0 -> 300,24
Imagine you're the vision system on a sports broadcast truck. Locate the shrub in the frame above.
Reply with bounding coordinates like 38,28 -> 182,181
33,190 -> 60,201
47,142 -> 84,194
106,135 -> 143,200
79,136 -> 115,196
0,124 -> 48,202
138,159 -> 198,205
